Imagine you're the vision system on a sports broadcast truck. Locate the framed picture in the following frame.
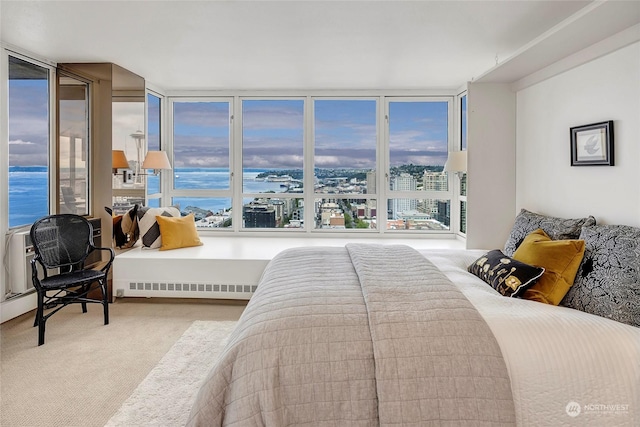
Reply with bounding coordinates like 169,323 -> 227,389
570,121 -> 614,166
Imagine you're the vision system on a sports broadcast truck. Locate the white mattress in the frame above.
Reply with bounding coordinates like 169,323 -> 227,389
421,249 -> 640,426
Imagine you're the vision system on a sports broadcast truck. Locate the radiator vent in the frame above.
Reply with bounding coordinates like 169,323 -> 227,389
128,282 -> 257,294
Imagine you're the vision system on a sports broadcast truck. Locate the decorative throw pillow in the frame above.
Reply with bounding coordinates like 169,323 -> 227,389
468,249 -> 545,297
561,225 -> 640,327
118,204 -> 139,249
503,209 -> 596,256
109,205 -> 139,248
513,229 -> 585,305
112,214 -> 124,245
156,213 -> 203,251
137,206 -> 181,249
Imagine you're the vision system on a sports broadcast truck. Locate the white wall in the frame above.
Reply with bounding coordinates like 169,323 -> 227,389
516,42 -> 640,227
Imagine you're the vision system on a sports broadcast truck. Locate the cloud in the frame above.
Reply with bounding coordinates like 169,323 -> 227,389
242,102 -> 304,131
314,149 -> 376,169
243,154 -> 303,169
112,102 -> 145,150
8,139 -> 34,145
163,100 -> 448,169
181,156 -> 230,168
9,152 -> 48,167
174,102 -> 230,128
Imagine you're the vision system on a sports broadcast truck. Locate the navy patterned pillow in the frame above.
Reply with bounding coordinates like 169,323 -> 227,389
468,249 -> 545,298
504,209 -> 596,256
561,225 -> 640,327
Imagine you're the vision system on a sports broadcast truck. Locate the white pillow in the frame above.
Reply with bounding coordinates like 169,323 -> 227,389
136,206 -> 181,249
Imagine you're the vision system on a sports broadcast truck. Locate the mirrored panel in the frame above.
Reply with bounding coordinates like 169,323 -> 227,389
111,66 -> 146,214
58,73 -> 89,215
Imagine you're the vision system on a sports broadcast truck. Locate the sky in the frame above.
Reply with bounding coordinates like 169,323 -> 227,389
8,80 -> 50,167
172,98 -> 449,170
9,75 -> 450,171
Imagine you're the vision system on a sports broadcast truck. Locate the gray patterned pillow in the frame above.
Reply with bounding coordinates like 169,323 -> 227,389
561,225 -> 640,327
504,209 -> 596,256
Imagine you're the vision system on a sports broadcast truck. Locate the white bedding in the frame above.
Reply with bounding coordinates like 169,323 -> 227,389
421,249 -> 640,426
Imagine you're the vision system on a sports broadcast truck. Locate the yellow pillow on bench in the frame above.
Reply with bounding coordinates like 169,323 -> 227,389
155,213 -> 203,251
513,228 -> 585,305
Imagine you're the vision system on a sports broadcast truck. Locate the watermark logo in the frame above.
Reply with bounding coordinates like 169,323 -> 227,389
566,401 -> 630,417
566,401 -> 581,417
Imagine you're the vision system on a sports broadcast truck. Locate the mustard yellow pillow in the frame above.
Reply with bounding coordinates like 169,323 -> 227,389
513,228 -> 585,305
155,213 -> 203,251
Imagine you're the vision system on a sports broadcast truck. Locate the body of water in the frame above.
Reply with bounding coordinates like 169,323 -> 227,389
9,166 -> 290,227
9,166 -> 49,228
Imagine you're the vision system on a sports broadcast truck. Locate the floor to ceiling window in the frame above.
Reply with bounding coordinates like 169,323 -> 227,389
313,99 -> 377,231
167,94 -> 455,234
170,99 -> 233,228
242,99 -> 304,229
7,55 -> 52,228
387,99 -> 451,231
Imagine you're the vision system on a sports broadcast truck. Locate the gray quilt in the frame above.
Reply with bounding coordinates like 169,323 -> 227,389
187,244 -> 515,426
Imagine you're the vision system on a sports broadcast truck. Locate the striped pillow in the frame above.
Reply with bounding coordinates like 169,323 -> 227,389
136,206 -> 181,249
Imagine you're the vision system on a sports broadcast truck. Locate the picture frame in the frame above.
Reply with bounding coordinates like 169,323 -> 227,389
570,120 -> 614,166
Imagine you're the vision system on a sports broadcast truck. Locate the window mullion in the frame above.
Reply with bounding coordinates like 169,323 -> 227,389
304,96 -> 314,233
379,96 -> 389,233
164,97 -> 175,206
232,95 -> 241,232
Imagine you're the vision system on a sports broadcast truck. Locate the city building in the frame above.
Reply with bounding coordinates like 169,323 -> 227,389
243,203 -> 276,228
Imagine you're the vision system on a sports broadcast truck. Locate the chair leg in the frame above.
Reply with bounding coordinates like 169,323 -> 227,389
81,284 -> 89,313
33,291 -> 44,328
102,280 -> 109,325
38,318 -> 46,346
34,291 -> 47,345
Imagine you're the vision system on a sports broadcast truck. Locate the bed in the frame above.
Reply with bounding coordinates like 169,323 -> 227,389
187,209 -> 640,426
186,241 -> 640,426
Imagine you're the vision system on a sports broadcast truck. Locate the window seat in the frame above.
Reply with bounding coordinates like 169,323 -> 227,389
112,236 -> 465,300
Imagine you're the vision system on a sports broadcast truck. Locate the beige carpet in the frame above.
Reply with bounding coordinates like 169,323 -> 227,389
105,320 -> 237,426
0,298 -> 245,427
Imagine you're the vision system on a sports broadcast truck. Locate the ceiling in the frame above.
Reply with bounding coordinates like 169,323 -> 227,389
2,0 -> 634,91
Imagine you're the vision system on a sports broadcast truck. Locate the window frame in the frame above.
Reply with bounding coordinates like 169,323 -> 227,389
239,96 -> 307,232
384,96 -> 454,233
309,96 -> 380,233
166,96 -> 235,225
456,91 -> 468,237
146,88 -> 164,204
163,91 -> 462,237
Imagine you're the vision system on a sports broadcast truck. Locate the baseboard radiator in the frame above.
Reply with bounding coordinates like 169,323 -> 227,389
115,280 -> 257,299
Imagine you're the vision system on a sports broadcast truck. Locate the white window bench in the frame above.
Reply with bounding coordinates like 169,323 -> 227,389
112,236 -> 465,300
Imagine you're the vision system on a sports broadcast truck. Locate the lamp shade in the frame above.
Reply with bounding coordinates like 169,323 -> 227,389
444,151 -> 467,172
142,151 -> 172,170
112,150 -> 130,169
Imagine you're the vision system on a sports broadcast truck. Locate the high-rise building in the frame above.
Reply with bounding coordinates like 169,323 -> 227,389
243,203 -> 276,228
422,171 -> 448,217
423,171 -> 447,191
436,200 -> 450,228
366,170 -> 376,195
392,173 -> 416,191
390,173 -> 417,219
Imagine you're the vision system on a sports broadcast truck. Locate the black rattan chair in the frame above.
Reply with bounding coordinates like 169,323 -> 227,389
30,214 -> 114,346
